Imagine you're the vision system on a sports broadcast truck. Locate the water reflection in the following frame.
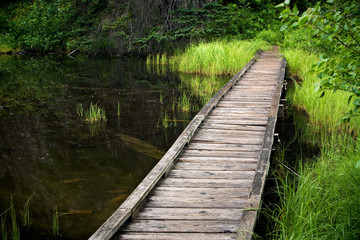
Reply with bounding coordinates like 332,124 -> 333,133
0,55 -> 227,239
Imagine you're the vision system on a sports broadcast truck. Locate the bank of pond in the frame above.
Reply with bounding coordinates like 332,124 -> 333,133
0,40 -> 359,240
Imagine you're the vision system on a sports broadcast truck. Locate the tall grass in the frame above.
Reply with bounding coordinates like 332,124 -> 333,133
269,134 -> 360,240
266,43 -> 360,240
170,39 -> 271,75
283,48 -> 360,134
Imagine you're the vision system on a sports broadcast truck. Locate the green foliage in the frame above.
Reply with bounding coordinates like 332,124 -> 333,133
255,29 -> 283,45
12,0 -> 75,51
279,0 -> 360,119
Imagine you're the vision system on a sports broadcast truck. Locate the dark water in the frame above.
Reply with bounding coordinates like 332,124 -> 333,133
0,54 -> 227,239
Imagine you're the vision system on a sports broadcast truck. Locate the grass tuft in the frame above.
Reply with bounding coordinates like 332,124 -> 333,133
170,39 -> 271,75
76,103 -> 107,123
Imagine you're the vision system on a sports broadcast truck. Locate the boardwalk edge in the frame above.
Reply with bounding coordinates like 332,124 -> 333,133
236,56 -> 287,240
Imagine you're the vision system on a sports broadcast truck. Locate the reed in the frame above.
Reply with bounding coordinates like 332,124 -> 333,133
1,217 -> 7,240
20,193 -> 33,227
117,101 -> 121,117
77,103 -> 107,123
10,197 -> 20,240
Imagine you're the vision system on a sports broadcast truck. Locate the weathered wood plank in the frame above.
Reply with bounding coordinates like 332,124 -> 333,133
146,197 -> 248,208
160,178 -> 253,188
135,207 -> 243,221
186,142 -> 262,151
167,170 -> 255,179
200,123 -> 267,131
194,128 -> 265,136
151,187 -> 250,198
121,220 -> 239,232
116,232 -> 237,240
181,150 -> 260,158
174,162 -> 258,171
177,156 -> 259,163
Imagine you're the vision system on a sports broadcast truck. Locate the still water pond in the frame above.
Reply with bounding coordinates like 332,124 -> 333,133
0,54 -> 227,239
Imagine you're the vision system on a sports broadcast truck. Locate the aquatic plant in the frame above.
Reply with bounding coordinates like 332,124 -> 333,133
10,197 -> 20,240
159,92 -> 164,104
52,207 -> 60,236
1,217 -> 7,240
117,101 -> 121,117
162,111 -> 170,128
76,103 -> 107,123
20,193 -> 33,227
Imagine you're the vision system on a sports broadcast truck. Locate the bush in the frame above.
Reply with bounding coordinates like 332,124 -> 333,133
256,29 -> 283,45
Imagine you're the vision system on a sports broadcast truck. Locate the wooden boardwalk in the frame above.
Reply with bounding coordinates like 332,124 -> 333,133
90,50 -> 286,240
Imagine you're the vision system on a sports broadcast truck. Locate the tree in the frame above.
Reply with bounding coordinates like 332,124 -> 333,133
279,0 -> 360,119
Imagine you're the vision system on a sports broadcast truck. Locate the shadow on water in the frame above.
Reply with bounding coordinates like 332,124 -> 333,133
0,54 -> 228,239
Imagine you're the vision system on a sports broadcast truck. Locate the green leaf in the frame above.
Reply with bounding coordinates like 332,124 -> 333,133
298,15 -> 309,25
348,95 -> 354,104
280,23 -> 288,31
353,98 -> 360,106
285,0 -> 291,5
275,3 -> 285,8
356,159 -> 360,169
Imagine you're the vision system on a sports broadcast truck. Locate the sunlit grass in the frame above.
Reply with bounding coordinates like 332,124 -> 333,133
283,48 -> 360,135
146,39 -> 271,76
170,39 -> 271,75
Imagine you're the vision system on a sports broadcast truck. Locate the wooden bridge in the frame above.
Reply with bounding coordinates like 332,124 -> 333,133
90,49 -> 286,240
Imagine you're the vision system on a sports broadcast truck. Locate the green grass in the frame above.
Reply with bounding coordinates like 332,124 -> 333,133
269,134 -> 360,240
170,39 -> 271,75
76,103 -> 107,123
283,48 -> 360,134
266,44 -> 360,240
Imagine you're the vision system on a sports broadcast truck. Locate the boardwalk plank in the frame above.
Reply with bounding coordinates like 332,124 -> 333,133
186,142 -> 262,151
167,169 -> 255,179
151,187 -> 249,198
174,162 -> 258,171
116,233 -> 237,240
135,207 -> 243,220
160,178 -> 253,188
181,150 -> 260,158
177,156 -> 259,163
146,197 -> 248,208
121,220 -> 239,233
